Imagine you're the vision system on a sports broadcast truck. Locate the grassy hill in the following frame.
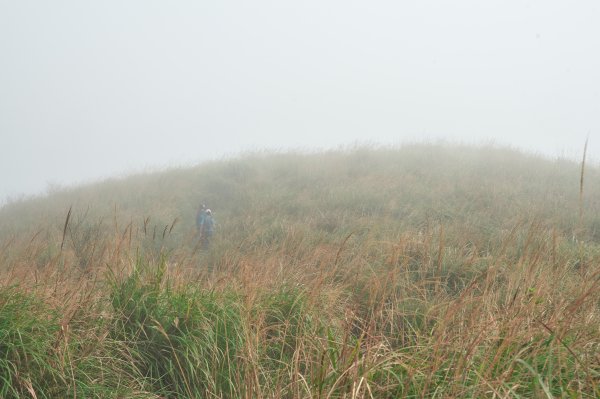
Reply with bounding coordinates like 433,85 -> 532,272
1,144 -> 599,398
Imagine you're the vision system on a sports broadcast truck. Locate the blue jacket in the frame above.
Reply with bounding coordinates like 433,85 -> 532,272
196,210 -> 206,230
197,211 -> 214,235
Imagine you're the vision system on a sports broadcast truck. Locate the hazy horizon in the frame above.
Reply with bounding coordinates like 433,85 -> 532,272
2,1 -> 599,202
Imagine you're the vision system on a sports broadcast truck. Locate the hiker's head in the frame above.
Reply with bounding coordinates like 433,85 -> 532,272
206,209 -> 212,215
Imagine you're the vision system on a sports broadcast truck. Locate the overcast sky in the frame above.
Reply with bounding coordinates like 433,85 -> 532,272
1,1 -> 599,202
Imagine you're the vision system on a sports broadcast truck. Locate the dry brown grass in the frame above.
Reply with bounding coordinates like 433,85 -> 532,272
1,145 -> 599,397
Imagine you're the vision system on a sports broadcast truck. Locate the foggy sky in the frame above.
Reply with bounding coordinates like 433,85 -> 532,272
1,1 -> 599,203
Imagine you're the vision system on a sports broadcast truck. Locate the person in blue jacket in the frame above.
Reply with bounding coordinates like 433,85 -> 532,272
196,204 -> 207,232
196,205 -> 215,248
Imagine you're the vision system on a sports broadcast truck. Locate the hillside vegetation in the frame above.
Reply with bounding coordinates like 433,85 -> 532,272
0,144 -> 599,398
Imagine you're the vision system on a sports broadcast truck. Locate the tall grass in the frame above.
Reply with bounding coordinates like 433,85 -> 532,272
0,144 -> 599,397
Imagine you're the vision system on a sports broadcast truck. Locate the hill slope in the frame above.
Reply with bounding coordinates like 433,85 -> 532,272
3,143 -> 600,242
0,144 -> 599,398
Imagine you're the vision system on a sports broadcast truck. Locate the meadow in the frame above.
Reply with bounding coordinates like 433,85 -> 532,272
0,144 -> 598,398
